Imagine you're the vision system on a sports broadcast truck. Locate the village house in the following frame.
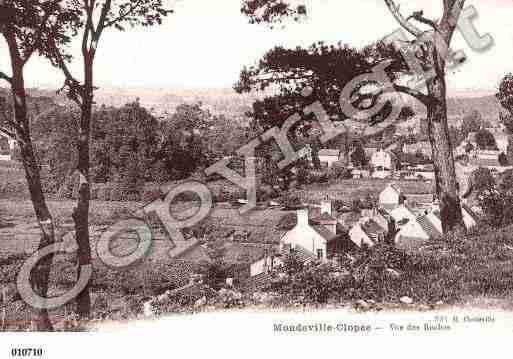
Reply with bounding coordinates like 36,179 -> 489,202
378,183 -> 405,210
318,149 -> 342,168
402,141 -> 432,159
394,214 -> 441,250
0,132 -> 16,161
456,127 -> 510,166
386,204 -> 418,228
370,149 -> 398,179
280,201 -> 339,261
468,149 -> 505,168
348,214 -> 389,248
364,145 -> 379,158
248,199 -> 354,277
393,202 -> 478,250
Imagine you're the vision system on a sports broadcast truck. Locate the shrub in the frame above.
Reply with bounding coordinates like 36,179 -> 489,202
478,189 -> 513,228
328,161 -> 352,180
472,167 -> 495,193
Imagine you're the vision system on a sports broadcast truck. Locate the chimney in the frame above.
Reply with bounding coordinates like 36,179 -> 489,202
320,200 -> 332,216
297,208 -> 309,227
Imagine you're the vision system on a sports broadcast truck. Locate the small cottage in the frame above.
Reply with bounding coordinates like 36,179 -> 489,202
318,149 -> 342,168
379,183 -> 405,210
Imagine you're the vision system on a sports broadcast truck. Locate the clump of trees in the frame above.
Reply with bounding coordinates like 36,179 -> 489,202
32,101 -> 249,195
477,169 -> 513,229
497,74 -> 513,134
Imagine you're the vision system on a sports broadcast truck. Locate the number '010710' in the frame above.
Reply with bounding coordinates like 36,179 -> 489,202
11,348 -> 43,357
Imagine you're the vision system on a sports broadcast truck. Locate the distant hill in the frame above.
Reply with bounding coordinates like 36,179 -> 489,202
410,95 -> 504,123
1,87 -> 506,128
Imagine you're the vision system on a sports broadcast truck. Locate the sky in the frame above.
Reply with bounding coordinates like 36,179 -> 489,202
0,0 -> 512,95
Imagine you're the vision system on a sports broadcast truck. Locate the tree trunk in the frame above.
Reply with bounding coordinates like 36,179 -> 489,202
73,56 -> 93,319
11,69 -> 55,331
425,52 -> 464,234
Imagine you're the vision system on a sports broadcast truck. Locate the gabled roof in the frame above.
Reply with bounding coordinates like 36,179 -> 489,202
469,157 -> 501,167
461,203 -> 479,222
361,219 -> 386,238
224,242 -> 274,264
311,212 -> 338,223
312,225 -> 338,242
372,149 -> 397,160
318,149 -> 341,157
388,183 -> 402,194
416,215 -> 442,239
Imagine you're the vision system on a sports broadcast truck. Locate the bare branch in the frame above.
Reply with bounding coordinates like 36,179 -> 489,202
0,108 -> 27,144
94,0 -> 112,41
383,0 -> 423,37
0,71 -> 12,84
392,83 -> 431,105
48,37 -> 83,106
406,10 -> 438,30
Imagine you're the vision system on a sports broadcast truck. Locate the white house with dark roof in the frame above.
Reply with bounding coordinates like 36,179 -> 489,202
403,141 -> 432,159
280,204 -> 338,262
348,217 -> 388,248
394,202 -> 479,249
394,214 -> 440,249
318,149 -> 342,168
386,204 -> 418,228
424,203 -> 478,232
249,199 -> 346,277
379,183 -> 405,210
371,149 -> 398,176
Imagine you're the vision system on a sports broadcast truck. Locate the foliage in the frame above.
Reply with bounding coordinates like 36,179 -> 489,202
234,39 -> 413,154
474,129 -> 498,150
497,73 -> 513,131
198,243 -> 231,290
499,152 -> 509,166
155,103 -> 213,179
479,189 -> 513,228
472,167 -> 495,193
460,110 -> 483,140
499,169 -> 513,192
328,161 -> 352,181
350,141 -> 368,168
281,252 -> 304,275
270,263 -> 351,304
280,192 -> 303,209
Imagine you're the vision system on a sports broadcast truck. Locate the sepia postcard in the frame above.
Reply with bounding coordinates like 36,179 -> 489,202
1,0 -> 513,358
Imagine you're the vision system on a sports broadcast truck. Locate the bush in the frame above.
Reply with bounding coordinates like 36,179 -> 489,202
478,189 -> 513,228
328,162 -> 352,180
472,167 -> 495,193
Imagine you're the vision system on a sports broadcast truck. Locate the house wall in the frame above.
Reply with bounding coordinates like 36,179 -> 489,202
426,212 -> 443,234
319,155 -> 339,168
389,206 -> 417,226
281,225 -> 327,260
361,209 -> 388,231
414,171 -> 435,180
372,170 -> 392,179
496,137 -> 508,153
371,151 -> 395,170
394,220 -> 430,244
379,187 -> 401,205
250,256 -> 283,277
462,208 -> 477,230
348,225 -> 374,248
